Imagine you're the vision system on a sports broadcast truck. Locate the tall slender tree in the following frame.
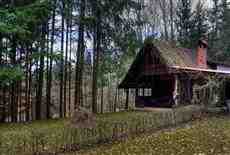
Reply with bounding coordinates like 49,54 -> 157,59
10,37 -> 17,122
46,0 -> 56,119
169,0 -> 175,40
35,24 -> 46,120
92,0 -> 102,113
75,0 -> 86,109
68,2 -> 73,115
158,0 -> 169,40
25,43 -> 30,121
64,0 -> 71,117
59,0 -> 65,118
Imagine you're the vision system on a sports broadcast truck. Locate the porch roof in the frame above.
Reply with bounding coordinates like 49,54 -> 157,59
171,66 -> 230,75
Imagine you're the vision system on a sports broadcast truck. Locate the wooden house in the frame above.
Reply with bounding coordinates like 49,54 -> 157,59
119,39 -> 230,108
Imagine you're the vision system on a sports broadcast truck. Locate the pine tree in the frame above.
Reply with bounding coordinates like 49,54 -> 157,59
59,0 -> 65,118
0,0 -> 51,122
176,0 -> 193,47
208,0 -> 222,49
209,0 -> 230,58
35,23 -> 46,120
92,0 -> 101,113
46,0 -> 56,119
190,0 -> 208,47
64,0 -> 71,117
68,2 -> 73,116
220,0 -> 230,53
75,0 -> 85,109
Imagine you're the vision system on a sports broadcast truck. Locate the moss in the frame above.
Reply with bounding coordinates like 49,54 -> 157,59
143,38 -> 196,68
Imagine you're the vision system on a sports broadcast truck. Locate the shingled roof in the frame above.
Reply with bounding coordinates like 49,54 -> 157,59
149,40 -> 196,68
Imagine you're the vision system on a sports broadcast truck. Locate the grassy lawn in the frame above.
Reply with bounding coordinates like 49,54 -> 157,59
71,116 -> 230,155
0,111 -> 159,154
0,111 -> 147,132
0,106 -> 205,154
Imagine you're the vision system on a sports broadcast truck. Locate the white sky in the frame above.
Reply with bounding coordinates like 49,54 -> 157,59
192,0 -> 212,9
192,0 -> 230,9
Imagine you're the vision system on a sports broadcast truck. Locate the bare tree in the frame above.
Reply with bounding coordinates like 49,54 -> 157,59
169,0 -> 175,40
158,0 -> 169,40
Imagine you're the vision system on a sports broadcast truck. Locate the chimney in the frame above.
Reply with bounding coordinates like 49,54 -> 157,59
196,39 -> 208,68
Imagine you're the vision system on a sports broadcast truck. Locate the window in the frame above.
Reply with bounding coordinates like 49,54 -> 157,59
138,89 -> 152,97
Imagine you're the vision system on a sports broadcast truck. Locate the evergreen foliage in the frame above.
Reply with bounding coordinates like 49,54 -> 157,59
176,0 -> 193,47
0,0 -> 230,122
220,0 -> 230,54
190,0 -> 209,47
0,0 -> 50,82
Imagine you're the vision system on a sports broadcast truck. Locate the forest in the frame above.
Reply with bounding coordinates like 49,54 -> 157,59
0,0 -> 230,123
2,0 -> 230,155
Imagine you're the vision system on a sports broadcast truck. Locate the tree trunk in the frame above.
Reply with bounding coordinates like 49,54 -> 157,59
92,0 -> 101,113
27,45 -> 33,121
0,34 -> 2,64
45,21 -> 50,119
68,4 -> 73,116
75,0 -> 85,109
25,44 -> 30,121
0,85 -> 2,123
15,81 -> 19,121
46,0 -> 56,119
35,24 -> 46,120
1,86 -> 6,122
159,0 -> 168,40
214,0 -> 219,38
169,0 -> 174,40
100,87 -> 103,114
11,37 -> 17,122
137,0 -> 143,42
92,31 -> 97,113
18,50 -> 22,122
60,0 -> 65,118
0,35 -> 4,122
64,1 -> 70,117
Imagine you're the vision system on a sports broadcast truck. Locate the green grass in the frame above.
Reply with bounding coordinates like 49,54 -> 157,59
71,116 -> 230,155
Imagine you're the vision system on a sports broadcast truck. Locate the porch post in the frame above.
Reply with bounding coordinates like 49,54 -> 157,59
125,89 -> 129,110
135,88 -> 138,107
135,88 -> 139,97
173,74 -> 180,107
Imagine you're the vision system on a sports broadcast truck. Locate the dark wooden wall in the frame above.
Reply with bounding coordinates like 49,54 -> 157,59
135,74 -> 176,108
